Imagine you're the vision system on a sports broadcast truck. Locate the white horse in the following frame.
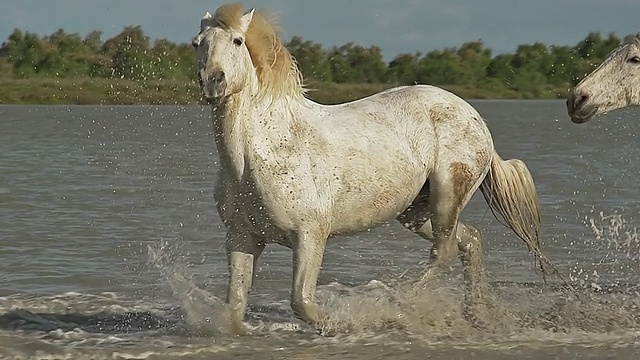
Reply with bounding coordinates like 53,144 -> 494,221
192,3 -> 556,334
567,32 -> 640,123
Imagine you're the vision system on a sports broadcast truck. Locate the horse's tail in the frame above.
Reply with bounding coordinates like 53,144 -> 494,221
479,151 -> 559,279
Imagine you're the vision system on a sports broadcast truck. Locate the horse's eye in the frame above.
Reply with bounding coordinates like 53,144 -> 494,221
233,37 -> 243,46
628,56 -> 640,64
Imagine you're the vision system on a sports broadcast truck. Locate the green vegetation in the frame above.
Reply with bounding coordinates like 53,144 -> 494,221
0,26 -> 628,105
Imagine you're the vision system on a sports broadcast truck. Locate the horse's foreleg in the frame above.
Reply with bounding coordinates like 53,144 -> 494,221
291,227 -> 328,325
225,233 -> 265,335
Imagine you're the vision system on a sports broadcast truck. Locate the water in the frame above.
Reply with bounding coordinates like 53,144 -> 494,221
0,101 -> 639,359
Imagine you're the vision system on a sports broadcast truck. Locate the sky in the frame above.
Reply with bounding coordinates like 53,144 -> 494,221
1,0 -> 638,61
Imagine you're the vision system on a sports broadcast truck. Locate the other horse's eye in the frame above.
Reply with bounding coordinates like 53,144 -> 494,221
233,37 -> 243,46
628,56 -> 640,64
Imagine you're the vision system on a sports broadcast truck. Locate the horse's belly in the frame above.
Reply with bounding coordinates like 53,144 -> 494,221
329,171 -> 425,234
330,203 -> 411,235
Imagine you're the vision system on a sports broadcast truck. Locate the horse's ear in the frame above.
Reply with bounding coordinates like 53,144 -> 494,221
239,8 -> 255,34
200,11 -> 213,30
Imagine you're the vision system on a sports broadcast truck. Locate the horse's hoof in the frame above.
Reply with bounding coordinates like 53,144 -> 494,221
231,322 -> 253,336
292,302 -> 323,327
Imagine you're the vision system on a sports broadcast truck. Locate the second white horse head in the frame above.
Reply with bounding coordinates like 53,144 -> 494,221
567,32 -> 640,123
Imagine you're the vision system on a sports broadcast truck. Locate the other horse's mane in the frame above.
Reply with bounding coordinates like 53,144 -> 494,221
213,3 -> 305,100
622,31 -> 640,46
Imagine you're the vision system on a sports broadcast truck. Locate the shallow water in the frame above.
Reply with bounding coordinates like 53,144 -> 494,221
1,102 -> 640,359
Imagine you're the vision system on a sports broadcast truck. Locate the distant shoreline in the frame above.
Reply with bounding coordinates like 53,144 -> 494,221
0,28 -> 617,106
0,77 -> 568,106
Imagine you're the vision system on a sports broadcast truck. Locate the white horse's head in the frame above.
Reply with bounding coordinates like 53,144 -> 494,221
567,31 -> 640,123
192,4 -> 256,102
192,3 -> 304,104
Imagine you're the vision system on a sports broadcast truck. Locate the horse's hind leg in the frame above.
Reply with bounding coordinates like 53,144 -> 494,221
397,182 -> 481,279
425,163 -> 487,287
457,224 -> 487,314
429,165 -> 490,322
398,170 -> 488,325
398,178 -> 465,269
427,166 -> 480,267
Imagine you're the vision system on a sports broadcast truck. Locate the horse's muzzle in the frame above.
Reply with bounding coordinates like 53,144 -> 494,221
199,69 -> 226,102
566,89 -> 597,124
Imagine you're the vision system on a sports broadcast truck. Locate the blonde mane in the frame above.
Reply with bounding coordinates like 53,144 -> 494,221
213,3 -> 305,100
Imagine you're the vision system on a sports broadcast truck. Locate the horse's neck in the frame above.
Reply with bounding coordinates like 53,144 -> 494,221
213,91 -> 303,179
211,96 -> 247,178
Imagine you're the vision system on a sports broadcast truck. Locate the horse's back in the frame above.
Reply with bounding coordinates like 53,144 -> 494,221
328,84 -> 493,160
352,84 -> 495,189
334,84 -> 487,130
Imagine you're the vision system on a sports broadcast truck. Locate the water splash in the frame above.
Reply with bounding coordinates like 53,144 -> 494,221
314,273 -> 640,345
569,211 -> 640,289
147,240 -> 232,337
144,227 -> 640,344
587,212 -> 640,259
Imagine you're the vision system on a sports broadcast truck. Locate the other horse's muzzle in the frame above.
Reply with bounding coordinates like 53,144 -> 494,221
566,89 -> 598,124
198,69 -> 226,103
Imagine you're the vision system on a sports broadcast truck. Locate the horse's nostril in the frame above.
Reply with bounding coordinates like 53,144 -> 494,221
568,91 -> 589,112
575,93 -> 589,108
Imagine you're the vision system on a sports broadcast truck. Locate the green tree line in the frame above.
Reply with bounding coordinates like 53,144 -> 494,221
0,26 -> 629,102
